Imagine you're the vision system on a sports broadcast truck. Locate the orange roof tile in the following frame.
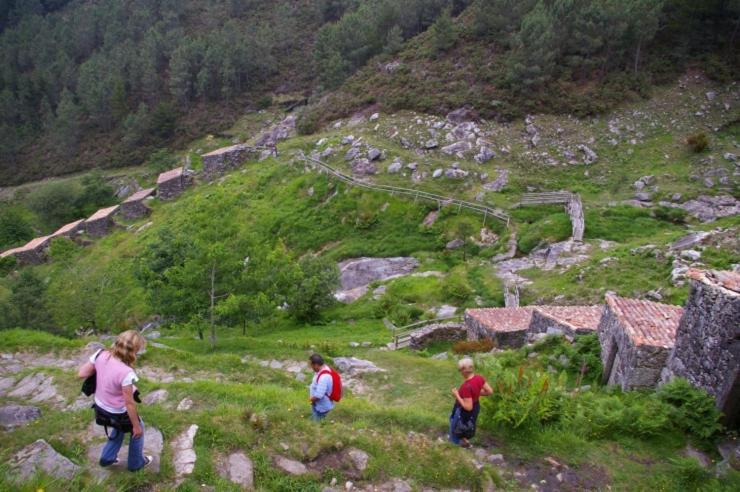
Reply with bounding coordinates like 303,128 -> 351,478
466,307 -> 536,332
50,219 -> 84,238
123,187 -> 156,203
0,246 -> 23,258
605,295 -> 683,348
157,167 -> 183,184
534,305 -> 604,332
86,205 -> 119,222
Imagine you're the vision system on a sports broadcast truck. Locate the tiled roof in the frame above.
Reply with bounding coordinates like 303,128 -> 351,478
689,268 -> 740,294
50,219 -> 84,238
466,307 -> 536,332
23,235 -> 51,251
123,188 -> 156,203
0,246 -> 23,258
86,205 -> 120,222
157,167 -> 183,184
535,305 -> 604,332
605,295 -> 683,348
202,144 -> 245,156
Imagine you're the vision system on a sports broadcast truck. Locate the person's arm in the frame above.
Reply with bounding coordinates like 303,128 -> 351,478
451,388 -> 474,411
480,382 -> 493,397
310,374 -> 327,403
78,361 -> 95,379
122,385 -> 143,438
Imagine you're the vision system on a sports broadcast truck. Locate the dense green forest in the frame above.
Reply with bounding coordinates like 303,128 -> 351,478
0,0 -> 738,185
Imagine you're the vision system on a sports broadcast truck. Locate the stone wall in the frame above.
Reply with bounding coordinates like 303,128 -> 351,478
408,323 -> 466,349
85,216 -> 116,237
663,271 -> 740,427
464,312 -> 528,348
120,200 -> 151,220
158,171 -> 193,201
529,310 -> 576,337
597,305 -> 671,390
464,311 -> 488,341
202,144 -> 254,178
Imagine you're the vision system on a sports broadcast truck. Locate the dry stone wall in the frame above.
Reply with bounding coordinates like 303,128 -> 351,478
202,144 -> 255,179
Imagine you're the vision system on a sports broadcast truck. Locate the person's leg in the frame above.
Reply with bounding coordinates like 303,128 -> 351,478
99,427 -> 125,466
311,408 -> 328,422
127,419 -> 146,471
448,406 -> 461,445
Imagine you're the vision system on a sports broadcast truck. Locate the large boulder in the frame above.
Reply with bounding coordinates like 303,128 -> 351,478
483,170 -> 509,192
0,404 -> 41,429
337,257 -> 419,291
333,357 -> 385,376
441,141 -> 472,157
273,455 -> 308,476
10,439 -> 81,481
172,424 -> 199,480
446,107 -> 479,124
218,451 -> 254,489
352,158 -> 377,176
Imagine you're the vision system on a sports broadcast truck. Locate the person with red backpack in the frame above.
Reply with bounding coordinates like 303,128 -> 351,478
308,353 -> 341,421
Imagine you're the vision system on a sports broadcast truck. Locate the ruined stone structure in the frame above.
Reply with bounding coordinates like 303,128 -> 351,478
201,144 -> 255,178
0,236 -> 51,265
663,270 -> 740,428
408,322 -> 467,350
529,305 -> 604,337
598,295 -> 684,390
84,205 -> 119,237
465,307 -> 536,347
465,305 -> 603,348
157,167 -> 192,200
121,188 -> 156,220
49,219 -> 85,241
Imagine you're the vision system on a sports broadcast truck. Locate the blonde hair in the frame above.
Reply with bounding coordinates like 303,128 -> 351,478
111,330 -> 146,367
458,357 -> 474,373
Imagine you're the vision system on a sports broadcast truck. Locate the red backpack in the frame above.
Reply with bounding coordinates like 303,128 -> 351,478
318,367 -> 343,402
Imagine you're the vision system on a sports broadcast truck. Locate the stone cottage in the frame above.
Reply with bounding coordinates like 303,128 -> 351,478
49,219 -> 85,240
529,305 -> 604,337
465,305 -> 604,348
201,144 -> 254,178
597,294 -> 684,390
157,167 -> 191,200
120,188 -> 155,220
465,307 -> 537,348
663,269 -> 740,427
0,236 -> 51,265
84,205 -> 119,237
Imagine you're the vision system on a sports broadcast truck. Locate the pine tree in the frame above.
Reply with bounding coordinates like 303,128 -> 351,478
429,8 -> 457,54
52,89 -> 82,154
384,25 -> 404,54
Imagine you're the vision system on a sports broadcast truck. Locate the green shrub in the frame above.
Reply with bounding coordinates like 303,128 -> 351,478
48,237 -> 81,266
0,206 -> 34,249
480,367 -> 565,430
256,95 -> 273,110
657,378 -> 723,444
296,110 -> 320,135
0,255 -> 16,276
147,148 -> 179,173
441,272 -> 474,303
686,133 -> 709,153
653,206 -> 687,224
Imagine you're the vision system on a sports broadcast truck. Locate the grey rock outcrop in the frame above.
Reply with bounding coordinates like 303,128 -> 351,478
274,455 -> 308,476
576,144 -> 598,164
446,107 -> 478,124
10,439 -> 80,481
172,424 -> 199,480
483,170 -> 509,192
335,257 -> 419,303
680,195 -> 739,222
352,158 -> 377,176
218,451 -> 254,489
0,404 -> 41,429
143,388 -> 169,405
333,357 -> 385,376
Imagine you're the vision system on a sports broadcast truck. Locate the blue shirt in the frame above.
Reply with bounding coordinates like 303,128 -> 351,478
310,367 -> 334,413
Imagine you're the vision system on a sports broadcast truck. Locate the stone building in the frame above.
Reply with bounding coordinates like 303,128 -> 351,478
120,188 -> 156,220
0,236 -> 51,265
201,144 -> 254,178
529,305 -> 604,337
49,219 -> 85,240
84,205 -> 120,237
157,167 -> 191,200
408,322 -> 467,350
597,294 -> 684,390
663,269 -> 740,428
465,307 -> 536,348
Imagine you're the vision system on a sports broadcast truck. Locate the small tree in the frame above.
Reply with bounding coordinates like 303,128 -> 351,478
0,207 -> 33,249
384,25 -> 404,55
430,9 -> 457,55
454,220 -> 476,261
288,255 -> 339,322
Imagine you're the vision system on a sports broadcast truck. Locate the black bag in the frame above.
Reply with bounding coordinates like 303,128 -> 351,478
93,403 -> 134,435
453,407 -> 477,439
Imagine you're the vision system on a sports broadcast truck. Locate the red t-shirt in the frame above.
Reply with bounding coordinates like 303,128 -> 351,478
459,374 -> 486,403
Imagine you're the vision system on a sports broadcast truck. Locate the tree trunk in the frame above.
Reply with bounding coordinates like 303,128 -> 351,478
242,319 -> 247,336
209,264 -> 216,349
633,40 -> 642,74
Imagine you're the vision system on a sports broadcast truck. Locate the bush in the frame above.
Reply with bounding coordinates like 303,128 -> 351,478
256,95 -> 273,110
686,133 -> 709,153
656,378 -> 723,444
27,181 -> 80,229
0,206 -> 34,249
480,366 -> 565,430
453,339 -> 494,354
147,148 -> 179,173
653,206 -> 687,224
441,272 -> 474,303
297,110 -> 320,135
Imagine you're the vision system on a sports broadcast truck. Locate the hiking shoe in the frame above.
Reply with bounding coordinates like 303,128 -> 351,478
142,455 -> 154,469
100,459 -> 119,467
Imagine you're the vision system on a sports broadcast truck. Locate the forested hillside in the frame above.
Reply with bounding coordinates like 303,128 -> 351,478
1,0 -> 737,185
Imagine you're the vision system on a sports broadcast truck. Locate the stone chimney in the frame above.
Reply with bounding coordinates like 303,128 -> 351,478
663,269 -> 740,428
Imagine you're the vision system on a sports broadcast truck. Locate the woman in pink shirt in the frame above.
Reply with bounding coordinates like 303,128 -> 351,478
78,330 -> 152,471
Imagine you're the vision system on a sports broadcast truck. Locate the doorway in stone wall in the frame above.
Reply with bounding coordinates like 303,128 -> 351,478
722,369 -> 740,429
602,336 -> 620,385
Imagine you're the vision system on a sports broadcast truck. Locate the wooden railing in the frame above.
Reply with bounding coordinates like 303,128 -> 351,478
384,316 -> 463,350
300,153 -> 511,226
